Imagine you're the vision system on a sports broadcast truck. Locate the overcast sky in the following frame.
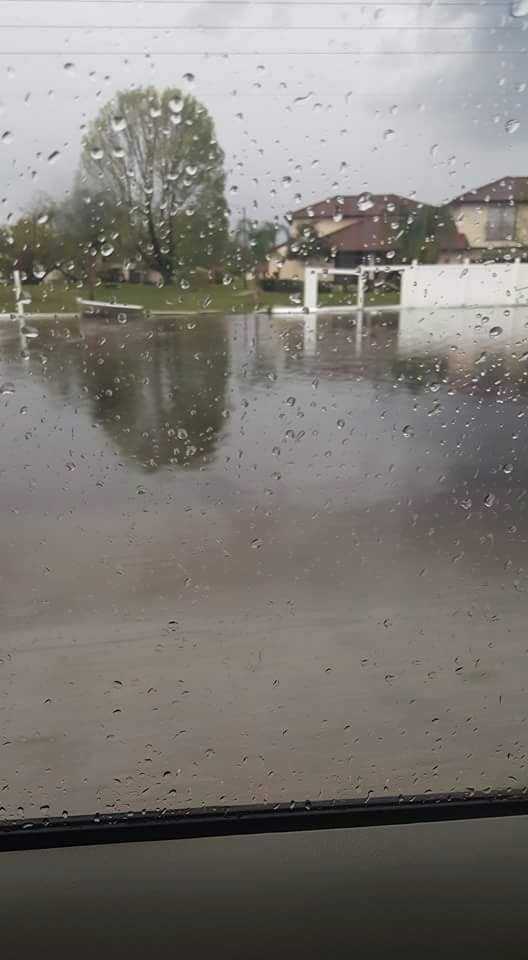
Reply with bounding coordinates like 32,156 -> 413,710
0,0 -> 527,225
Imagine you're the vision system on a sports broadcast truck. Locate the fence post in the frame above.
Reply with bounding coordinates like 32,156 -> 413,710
357,267 -> 365,309
13,270 -> 24,316
303,267 -> 319,312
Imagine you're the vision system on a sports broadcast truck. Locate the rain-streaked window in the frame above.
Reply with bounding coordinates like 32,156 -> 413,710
1,0 -> 528,821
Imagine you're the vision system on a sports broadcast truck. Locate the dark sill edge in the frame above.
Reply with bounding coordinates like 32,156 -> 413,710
1,790 -> 528,851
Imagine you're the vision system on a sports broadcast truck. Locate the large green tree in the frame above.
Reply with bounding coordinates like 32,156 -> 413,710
231,217 -> 285,275
396,204 -> 460,263
80,86 -> 229,282
0,197 -> 62,283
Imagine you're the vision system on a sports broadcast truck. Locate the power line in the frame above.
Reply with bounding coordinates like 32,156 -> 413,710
0,24 -> 517,29
0,48 -> 523,54
0,0 -> 516,5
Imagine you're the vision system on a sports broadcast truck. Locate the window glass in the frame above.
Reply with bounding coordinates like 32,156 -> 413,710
486,206 -> 516,242
0,0 -> 528,821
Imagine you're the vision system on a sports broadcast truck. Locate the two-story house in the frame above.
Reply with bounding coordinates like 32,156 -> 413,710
449,176 -> 528,261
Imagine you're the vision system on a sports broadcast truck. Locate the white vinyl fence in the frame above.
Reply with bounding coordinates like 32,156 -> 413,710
400,262 -> 528,309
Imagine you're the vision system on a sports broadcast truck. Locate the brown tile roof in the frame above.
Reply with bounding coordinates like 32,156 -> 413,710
290,193 -> 421,220
319,217 -> 393,252
451,176 -> 528,205
317,215 -> 468,254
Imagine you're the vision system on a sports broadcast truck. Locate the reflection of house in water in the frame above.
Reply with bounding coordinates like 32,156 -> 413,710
233,312 -> 400,388
397,306 -> 528,397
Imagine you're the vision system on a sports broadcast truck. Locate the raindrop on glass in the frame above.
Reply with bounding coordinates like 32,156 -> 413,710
111,115 -> 127,132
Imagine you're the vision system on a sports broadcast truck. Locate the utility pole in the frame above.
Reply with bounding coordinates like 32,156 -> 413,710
242,206 -> 248,290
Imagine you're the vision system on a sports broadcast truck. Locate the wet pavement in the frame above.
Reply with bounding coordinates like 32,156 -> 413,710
1,307 -> 528,817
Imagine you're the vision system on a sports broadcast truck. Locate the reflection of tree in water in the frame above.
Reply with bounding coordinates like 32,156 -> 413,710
24,316 -> 229,471
82,318 -> 229,470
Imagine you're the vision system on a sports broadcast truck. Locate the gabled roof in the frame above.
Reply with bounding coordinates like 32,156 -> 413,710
290,193 -> 421,220
319,217 -> 392,252
451,176 -> 528,205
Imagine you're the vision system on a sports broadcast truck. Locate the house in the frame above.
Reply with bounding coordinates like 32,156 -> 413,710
449,177 -> 528,261
265,192 -> 467,280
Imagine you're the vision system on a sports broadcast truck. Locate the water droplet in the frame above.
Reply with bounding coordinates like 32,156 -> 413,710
489,325 -> 503,338
47,150 -> 60,163
183,72 -> 195,85
63,61 -> 75,72
0,382 -> 15,396
505,119 -> 520,134
281,175 -> 292,187
111,115 -> 127,132
176,427 -> 188,440
383,128 -> 395,141
21,325 -> 38,339
251,538 -> 263,550
512,0 -> 528,17
336,419 -> 345,429
502,462 -> 514,475
294,91 -> 313,104
168,96 -> 183,114
402,425 -> 414,438
2,130 -> 13,145
358,194 -> 374,212
186,164 -> 197,176
36,211 -> 49,225
90,146 -> 104,161
484,492 -> 496,508
117,313 -> 128,325
101,244 -> 114,258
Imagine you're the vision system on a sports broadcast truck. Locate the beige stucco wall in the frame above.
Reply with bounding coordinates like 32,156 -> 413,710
265,246 -> 305,280
516,204 -> 528,244
452,204 -> 485,247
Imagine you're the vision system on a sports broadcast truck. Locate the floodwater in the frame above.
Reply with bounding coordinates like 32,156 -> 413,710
1,306 -> 528,817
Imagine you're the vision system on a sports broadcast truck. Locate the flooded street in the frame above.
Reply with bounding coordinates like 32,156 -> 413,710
1,307 -> 528,816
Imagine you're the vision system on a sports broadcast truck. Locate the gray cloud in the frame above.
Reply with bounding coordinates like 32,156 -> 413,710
0,0 -> 527,226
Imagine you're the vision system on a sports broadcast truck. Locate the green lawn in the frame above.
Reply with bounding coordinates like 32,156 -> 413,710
0,280 -> 398,315
0,281 -> 286,315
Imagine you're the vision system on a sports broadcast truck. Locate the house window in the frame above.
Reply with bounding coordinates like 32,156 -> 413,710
486,205 -> 516,242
